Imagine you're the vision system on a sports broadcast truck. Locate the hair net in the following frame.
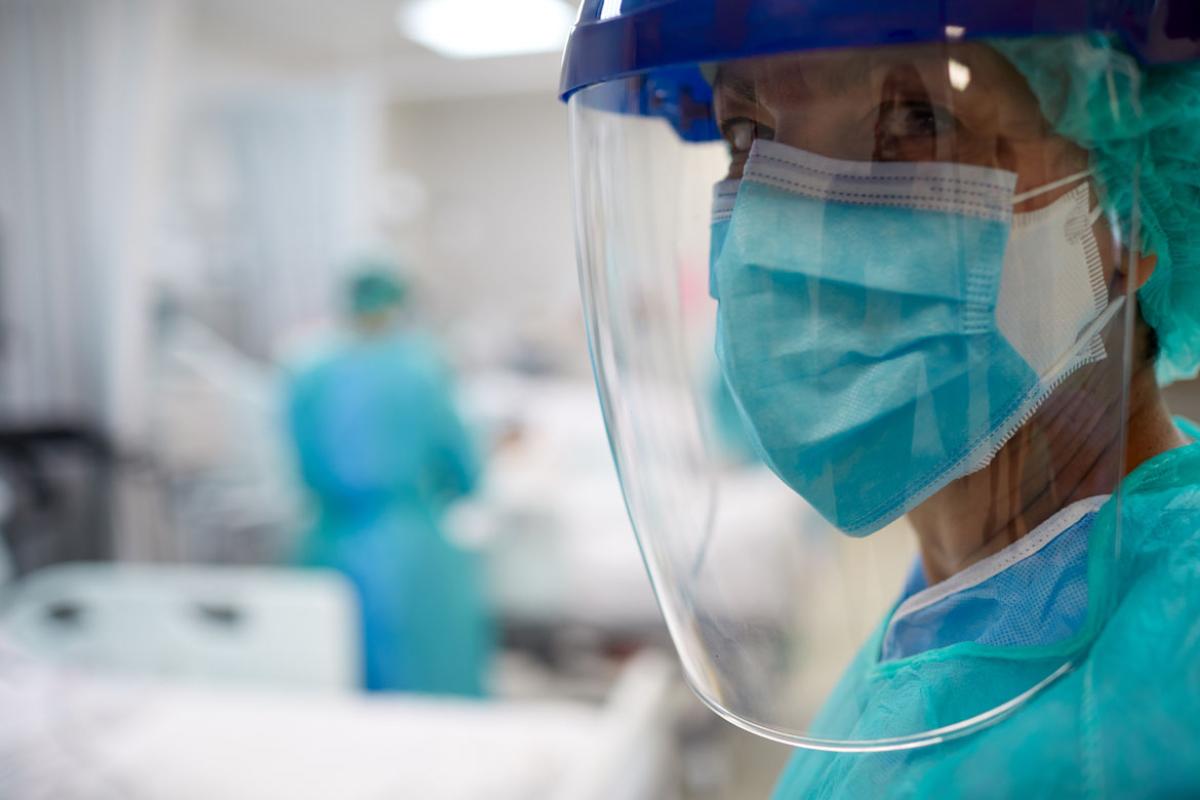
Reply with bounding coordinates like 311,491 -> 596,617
347,263 -> 409,317
994,35 -> 1200,383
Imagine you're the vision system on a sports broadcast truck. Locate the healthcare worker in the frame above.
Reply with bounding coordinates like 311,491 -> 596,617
286,267 -> 490,695
561,2 -> 1200,796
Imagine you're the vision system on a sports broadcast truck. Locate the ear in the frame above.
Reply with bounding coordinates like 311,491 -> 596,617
1134,252 -> 1158,290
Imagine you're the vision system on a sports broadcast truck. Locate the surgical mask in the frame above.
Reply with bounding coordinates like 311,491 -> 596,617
711,140 -> 1123,536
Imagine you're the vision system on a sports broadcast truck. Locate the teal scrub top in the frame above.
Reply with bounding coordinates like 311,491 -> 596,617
775,439 -> 1200,798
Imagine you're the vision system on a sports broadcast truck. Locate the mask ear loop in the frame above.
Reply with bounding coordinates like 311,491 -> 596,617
1012,168 -> 1094,205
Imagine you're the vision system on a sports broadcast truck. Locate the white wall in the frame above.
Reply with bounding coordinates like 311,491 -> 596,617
385,91 -> 588,373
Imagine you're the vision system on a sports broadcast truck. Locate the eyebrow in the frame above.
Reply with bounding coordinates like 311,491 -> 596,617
713,68 -> 758,104
714,53 -> 940,105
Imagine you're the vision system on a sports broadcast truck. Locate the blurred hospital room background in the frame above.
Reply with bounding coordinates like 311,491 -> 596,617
3,2 -> 1200,799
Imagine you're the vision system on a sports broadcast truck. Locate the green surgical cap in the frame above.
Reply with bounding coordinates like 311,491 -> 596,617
347,263 -> 409,317
994,35 -> 1200,383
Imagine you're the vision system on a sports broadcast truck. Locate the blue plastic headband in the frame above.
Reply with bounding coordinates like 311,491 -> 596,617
560,0 -> 1200,142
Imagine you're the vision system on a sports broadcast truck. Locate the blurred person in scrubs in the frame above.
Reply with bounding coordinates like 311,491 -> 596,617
287,264 -> 491,694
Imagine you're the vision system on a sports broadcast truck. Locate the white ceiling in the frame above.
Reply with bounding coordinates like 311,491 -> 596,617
189,0 -> 569,100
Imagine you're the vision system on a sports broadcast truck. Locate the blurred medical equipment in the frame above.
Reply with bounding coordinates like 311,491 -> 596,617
451,374 -> 905,693
0,425 -> 117,575
151,299 -> 303,564
0,563 -> 360,691
0,475 -> 14,589
0,636 -> 679,800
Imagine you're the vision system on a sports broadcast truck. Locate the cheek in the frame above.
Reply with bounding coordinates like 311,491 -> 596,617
1000,132 -> 1091,209
773,103 -> 873,161
724,153 -> 749,181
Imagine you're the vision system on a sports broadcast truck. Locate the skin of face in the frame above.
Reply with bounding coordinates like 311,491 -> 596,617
713,42 -> 1186,582
353,306 -> 403,336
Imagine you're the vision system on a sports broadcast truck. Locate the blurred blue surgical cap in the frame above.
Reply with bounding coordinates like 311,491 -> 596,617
346,261 -> 409,318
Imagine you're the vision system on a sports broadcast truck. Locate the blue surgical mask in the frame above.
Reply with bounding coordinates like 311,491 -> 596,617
711,140 -> 1122,536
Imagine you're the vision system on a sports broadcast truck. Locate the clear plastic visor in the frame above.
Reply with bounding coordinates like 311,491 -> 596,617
569,37 -> 1144,750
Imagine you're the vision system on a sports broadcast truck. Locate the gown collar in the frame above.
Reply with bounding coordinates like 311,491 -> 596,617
882,495 -> 1109,661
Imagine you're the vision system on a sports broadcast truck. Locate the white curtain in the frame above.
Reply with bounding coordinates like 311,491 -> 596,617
0,0 -> 181,441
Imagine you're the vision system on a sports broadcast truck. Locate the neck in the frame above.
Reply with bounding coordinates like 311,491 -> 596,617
355,313 -> 401,337
907,360 -> 1186,585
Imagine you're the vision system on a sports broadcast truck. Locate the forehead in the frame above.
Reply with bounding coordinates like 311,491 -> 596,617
713,42 -> 1029,106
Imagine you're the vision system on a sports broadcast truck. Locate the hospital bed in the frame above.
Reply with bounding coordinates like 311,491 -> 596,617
459,375 -> 916,719
0,563 -> 360,690
0,562 -> 679,800
0,642 -> 676,800
457,375 -> 832,632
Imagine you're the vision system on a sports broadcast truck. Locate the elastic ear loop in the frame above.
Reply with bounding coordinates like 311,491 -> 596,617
1012,168 -> 1094,205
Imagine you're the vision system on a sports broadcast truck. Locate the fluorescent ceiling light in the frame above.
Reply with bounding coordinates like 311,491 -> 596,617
397,0 -> 575,59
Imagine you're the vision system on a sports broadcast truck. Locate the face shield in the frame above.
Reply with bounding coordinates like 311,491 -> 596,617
562,5 -> 1193,750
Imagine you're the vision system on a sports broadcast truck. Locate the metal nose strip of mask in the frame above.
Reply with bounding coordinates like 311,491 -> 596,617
714,164 -> 1094,221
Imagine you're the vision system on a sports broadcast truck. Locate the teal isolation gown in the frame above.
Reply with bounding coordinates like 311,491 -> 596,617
287,331 -> 490,695
774,433 -> 1200,798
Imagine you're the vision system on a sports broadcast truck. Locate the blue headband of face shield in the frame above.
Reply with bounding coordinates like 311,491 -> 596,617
560,1 -> 1200,142
710,140 -> 1122,535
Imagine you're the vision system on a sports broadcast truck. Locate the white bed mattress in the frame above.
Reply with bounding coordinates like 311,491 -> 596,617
0,641 -> 674,800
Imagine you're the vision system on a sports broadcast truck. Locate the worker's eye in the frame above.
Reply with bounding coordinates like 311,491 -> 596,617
719,117 -> 775,157
872,100 -> 959,160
